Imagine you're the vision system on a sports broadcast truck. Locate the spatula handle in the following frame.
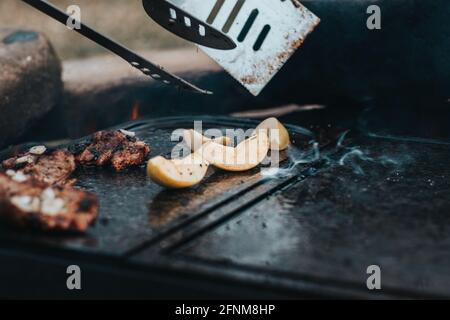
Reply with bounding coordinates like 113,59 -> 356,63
21,0 -> 212,95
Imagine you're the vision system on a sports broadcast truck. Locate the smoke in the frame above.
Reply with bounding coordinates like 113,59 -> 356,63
261,140 -> 320,179
335,131 -> 408,175
262,129 -> 408,180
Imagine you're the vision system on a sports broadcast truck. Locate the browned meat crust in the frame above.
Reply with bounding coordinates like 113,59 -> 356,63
2,149 -> 76,186
0,173 -> 97,232
70,130 -> 150,171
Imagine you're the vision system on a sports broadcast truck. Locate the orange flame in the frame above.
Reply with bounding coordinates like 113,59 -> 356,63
130,103 -> 140,120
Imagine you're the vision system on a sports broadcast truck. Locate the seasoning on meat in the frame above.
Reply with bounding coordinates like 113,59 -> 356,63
70,130 -> 150,171
0,173 -> 98,232
2,148 -> 76,186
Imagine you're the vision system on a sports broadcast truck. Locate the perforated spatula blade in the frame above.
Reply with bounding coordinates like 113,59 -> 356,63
177,0 -> 320,96
143,0 -> 236,50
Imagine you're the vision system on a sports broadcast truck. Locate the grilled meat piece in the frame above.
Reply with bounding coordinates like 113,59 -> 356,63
110,140 -> 151,171
0,173 -> 98,232
1,148 -> 76,186
71,130 -> 150,171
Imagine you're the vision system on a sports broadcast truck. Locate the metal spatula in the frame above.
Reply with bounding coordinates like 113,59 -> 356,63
175,0 -> 320,96
21,0 -> 236,94
142,0 -> 236,50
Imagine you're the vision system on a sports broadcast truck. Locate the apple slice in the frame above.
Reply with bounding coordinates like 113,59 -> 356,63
255,117 -> 291,151
183,129 -> 231,152
147,152 -> 209,189
202,132 -> 269,172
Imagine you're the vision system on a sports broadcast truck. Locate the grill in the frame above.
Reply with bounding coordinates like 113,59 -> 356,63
1,0 -> 450,300
1,110 -> 450,299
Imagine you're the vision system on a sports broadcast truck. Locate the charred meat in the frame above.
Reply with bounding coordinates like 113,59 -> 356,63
70,130 -> 150,171
0,173 -> 98,232
2,147 -> 76,186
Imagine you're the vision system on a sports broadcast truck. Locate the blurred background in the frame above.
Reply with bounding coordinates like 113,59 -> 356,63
1,0 -> 190,59
2,0 -> 449,143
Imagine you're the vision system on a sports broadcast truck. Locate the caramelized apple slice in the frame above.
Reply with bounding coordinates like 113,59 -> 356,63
202,132 -> 269,172
183,129 -> 231,152
255,117 -> 291,151
147,152 -> 209,189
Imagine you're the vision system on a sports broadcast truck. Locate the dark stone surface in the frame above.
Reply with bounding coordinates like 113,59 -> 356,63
175,135 -> 450,297
0,117 -> 319,256
0,28 -> 62,148
2,115 -> 450,298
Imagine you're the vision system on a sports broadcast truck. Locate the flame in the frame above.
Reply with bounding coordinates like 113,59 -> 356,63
130,103 -> 140,120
